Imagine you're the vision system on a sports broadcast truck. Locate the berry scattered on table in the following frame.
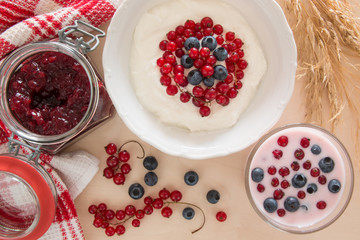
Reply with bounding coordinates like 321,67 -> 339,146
144,172 -> 158,186
206,190 -> 220,204
184,171 -> 199,186
128,183 -> 145,200
143,156 -> 158,170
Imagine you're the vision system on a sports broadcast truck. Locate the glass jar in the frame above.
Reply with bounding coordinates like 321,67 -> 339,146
0,20 -> 114,154
0,136 -> 57,239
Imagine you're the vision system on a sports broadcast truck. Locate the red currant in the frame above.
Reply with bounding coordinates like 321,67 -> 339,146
272,149 -> 283,159
203,27 -> 214,36
166,85 -> 178,96
175,25 -> 185,35
300,137 -> 310,148
273,189 -> 284,200
194,58 -> 205,69
277,136 -> 288,147
118,150 -> 130,162
225,31 -> 235,41
113,173 -> 126,185
132,219 -> 140,227
201,65 -> 214,77
277,209 -> 286,217
115,210 -> 126,220
235,69 -> 244,80
237,59 -> 248,70
267,165 -> 277,175
189,47 -> 199,59
216,82 -> 230,94
204,88 -> 217,101
135,210 -> 145,219
233,38 -> 243,48
200,47 -> 211,58
199,106 -> 211,117
175,48 -> 185,58
294,148 -> 305,160
180,92 -> 191,103
184,19 -> 195,29
174,73 -> 185,85
216,35 -> 224,45
105,226 -> 115,236
105,143 -> 117,155
88,204 -> 97,214
318,175 -> 327,185
257,183 -> 265,192
115,225 -> 125,235
144,205 -> 153,215
310,167 -> 320,177
281,180 -> 290,189
166,41 -> 177,52
159,40 -> 168,51
213,24 -> 224,35
297,190 -> 306,199
106,156 -> 119,168
161,206 -> 173,218
271,177 -> 279,187
159,188 -> 171,200
215,94 -> 229,106
120,163 -> 131,174
167,30 -> 177,41
98,203 -> 107,211
279,167 -> 290,177
291,161 -> 300,171
216,211 -> 227,222
103,167 -> 114,179
192,86 -> 204,97
160,75 -> 171,86
156,57 -> 165,67
226,87 -> 237,99
144,196 -> 153,206
303,160 -> 312,170
173,64 -> 184,74
125,205 -> 136,216
170,190 -> 182,202
316,201 -> 327,209
160,63 -> 173,74
105,209 -> 115,220
201,17 -> 213,28
152,198 -> 164,209
206,55 -> 217,66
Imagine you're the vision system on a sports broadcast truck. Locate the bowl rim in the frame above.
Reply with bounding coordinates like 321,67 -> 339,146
103,0 -> 297,160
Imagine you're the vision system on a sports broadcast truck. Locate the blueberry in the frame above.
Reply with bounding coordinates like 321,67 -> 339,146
311,144 -> 321,155
306,183 -> 318,194
184,37 -> 200,50
284,197 -> 300,212
128,183 -> 145,200
292,173 -> 307,188
206,190 -> 220,204
263,198 -> 277,213
201,36 -> 217,51
319,157 -> 335,173
182,207 -> 195,220
184,171 -> 199,186
187,69 -> 203,85
251,167 -> 264,183
328,179 -> 341,193
213,47 -> 228,61
181,54 -> 194,69
143,156 -> 158,171
144,171 -> 158,186
213,65 -> 228,81
203,76 -> 215,87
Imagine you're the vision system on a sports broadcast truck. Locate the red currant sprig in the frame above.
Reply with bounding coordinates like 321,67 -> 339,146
103,140 -> 145,185
88,188 -> 207,236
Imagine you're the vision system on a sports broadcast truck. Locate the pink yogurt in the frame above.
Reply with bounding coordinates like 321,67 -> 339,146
246,124 -> 353,233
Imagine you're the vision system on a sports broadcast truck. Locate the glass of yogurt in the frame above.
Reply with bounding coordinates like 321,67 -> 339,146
245,123 -> 353,233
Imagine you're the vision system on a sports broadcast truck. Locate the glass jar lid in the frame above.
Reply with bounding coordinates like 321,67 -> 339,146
0,154 -> 57,239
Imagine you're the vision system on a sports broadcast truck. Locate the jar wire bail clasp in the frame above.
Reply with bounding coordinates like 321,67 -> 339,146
58,20 -> 105,54
7,133 -> 41,163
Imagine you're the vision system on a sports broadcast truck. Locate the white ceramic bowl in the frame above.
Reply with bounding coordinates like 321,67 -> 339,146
103,0 -> 297,160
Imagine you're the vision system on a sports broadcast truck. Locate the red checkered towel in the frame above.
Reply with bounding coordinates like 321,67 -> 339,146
0,0 -> 121,239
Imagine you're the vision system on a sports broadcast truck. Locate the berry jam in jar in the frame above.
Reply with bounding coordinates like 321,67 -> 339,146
0,21 -> 114,154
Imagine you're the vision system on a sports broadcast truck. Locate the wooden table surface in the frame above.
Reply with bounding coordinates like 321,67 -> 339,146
69,1 -> 360,239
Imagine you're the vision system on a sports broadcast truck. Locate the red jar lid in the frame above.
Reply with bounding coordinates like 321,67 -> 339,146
0,155 -> 56,240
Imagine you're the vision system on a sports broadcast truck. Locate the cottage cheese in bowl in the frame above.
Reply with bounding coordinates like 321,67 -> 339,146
130,0 -> 267,132
103,0 -> 297,159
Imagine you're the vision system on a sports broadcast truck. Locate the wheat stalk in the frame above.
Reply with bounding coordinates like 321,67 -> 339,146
284,0 -> 360,132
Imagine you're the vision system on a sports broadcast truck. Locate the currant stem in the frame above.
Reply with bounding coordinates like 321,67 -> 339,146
165,201 -> 205,234
119,140 -> 145,159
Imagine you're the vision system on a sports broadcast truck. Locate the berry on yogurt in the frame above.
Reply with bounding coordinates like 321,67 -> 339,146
156,16 -> 248,117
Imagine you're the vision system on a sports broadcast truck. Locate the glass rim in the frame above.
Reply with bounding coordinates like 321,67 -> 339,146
245,123 -> 354,234
0,41 -> 99,145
